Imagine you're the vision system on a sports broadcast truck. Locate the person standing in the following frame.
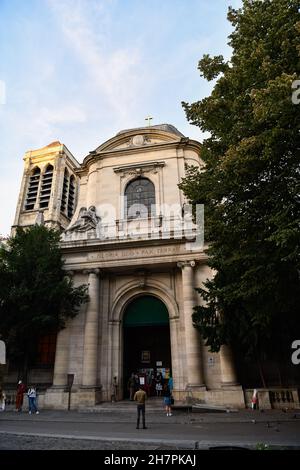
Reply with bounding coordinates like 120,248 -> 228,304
111,376 -> 118,402
0,387 -> 6,411
155,372 -> 163,397
27,385 -> 39,414
15,380 -> 26,412
145,371 -> 152,397
168,376 -> 173,393
127,373 -> 136,401
251,389 -> 258,410
134,386 -> 147,429
162,383 -> 172,416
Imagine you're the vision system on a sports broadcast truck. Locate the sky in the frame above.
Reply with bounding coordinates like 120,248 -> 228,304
0,0 -> 242,236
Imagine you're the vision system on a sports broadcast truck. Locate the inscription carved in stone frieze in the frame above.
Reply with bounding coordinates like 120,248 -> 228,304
88,245 -> 183,261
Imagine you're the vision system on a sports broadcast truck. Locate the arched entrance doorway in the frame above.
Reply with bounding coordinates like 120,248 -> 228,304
123,295 -> 171,398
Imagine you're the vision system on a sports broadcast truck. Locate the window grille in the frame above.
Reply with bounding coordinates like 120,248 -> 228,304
68,175 -> 75,218
39,164 -> 53,209
60,168 -> 69,213
25,167 -> 40,210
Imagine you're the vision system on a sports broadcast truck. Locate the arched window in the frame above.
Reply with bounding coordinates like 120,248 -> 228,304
68,175 -> 75,218
125,177 -> 155,218
60,168 -> 69,213
25,167 -> 40,210
40,164 -> 53,208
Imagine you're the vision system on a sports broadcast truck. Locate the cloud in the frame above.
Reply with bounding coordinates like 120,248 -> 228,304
1,102 -> 86,151
41,106 -> 86,125
0,0 -> 240,235
48,0 -> 142,124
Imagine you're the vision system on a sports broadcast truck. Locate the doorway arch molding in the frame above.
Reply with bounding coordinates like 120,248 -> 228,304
110,279 -> 180,323
108,279 -> 184,394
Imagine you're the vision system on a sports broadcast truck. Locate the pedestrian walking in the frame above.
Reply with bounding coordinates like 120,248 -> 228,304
27,385 -> 39,414
15,380 -> 26,412
133,385 -> 147,429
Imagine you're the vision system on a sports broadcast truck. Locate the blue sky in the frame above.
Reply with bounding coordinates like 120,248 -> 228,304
0,0 -> 241,235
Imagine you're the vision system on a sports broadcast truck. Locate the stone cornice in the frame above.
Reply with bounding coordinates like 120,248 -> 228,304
61,240 -> 208,271
23,143 -> 80,169
78,138 -> 201,174
60,235 -> 205,253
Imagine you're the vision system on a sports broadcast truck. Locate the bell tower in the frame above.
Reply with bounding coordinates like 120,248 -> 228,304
12,141 -> 80,233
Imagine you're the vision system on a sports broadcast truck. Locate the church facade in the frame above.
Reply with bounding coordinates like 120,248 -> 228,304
11,124 -> 247,409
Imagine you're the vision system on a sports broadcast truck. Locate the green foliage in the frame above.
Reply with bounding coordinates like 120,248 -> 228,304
255,443 -> 270,450
0,225 -> 88,365
179,0 -> 300,364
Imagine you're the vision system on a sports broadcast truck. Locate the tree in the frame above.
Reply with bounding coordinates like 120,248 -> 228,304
179,0 -> 300,386
0,225 -> 88,379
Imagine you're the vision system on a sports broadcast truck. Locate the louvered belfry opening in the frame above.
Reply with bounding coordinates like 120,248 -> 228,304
68,175 -> 75,218
39,164 -> 53,208
25,167 -> 41,210
60,168 -> 69,214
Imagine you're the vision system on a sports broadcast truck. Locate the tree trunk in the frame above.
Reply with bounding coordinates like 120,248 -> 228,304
257,356 -> 267,388
22,353 -> 29,386
276,362 -> 283,387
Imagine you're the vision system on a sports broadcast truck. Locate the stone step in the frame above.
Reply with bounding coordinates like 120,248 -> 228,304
78,398 -> 230,414
78,398 -> 184,413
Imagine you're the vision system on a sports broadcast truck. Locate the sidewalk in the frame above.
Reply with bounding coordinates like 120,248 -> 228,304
2,404 -> 300,424
1,405 -> 300,450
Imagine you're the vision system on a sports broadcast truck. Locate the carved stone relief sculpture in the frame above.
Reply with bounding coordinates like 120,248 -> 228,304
66,206 -> 101,233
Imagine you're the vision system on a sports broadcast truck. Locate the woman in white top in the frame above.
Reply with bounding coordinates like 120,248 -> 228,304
27,386 -> 39,414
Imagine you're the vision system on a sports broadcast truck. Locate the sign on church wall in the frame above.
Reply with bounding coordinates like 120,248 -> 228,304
0,340 -> 6,365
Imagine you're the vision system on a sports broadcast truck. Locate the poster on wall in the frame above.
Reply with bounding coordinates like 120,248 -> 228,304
141,350 -> 150,363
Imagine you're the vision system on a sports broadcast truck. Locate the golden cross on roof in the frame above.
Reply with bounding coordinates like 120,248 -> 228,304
145,115 -> 153,127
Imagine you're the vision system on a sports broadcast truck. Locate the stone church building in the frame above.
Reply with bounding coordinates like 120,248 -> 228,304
9,124 -> 298,410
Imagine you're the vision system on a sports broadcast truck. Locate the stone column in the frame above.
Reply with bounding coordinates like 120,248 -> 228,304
82,269 -> 100,386
111,319 -> 121,400
53,326 -> 70,386
178,261 -> 205,387
219,344 -> 239,385
48,154 -> 64,219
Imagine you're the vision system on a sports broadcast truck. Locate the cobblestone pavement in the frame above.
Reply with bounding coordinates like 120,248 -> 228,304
0,434 -> 182,450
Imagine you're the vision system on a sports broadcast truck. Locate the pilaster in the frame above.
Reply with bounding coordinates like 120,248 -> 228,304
82,268 -> 100,387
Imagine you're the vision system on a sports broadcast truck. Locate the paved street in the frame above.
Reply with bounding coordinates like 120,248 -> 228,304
1,407 -> 300,450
